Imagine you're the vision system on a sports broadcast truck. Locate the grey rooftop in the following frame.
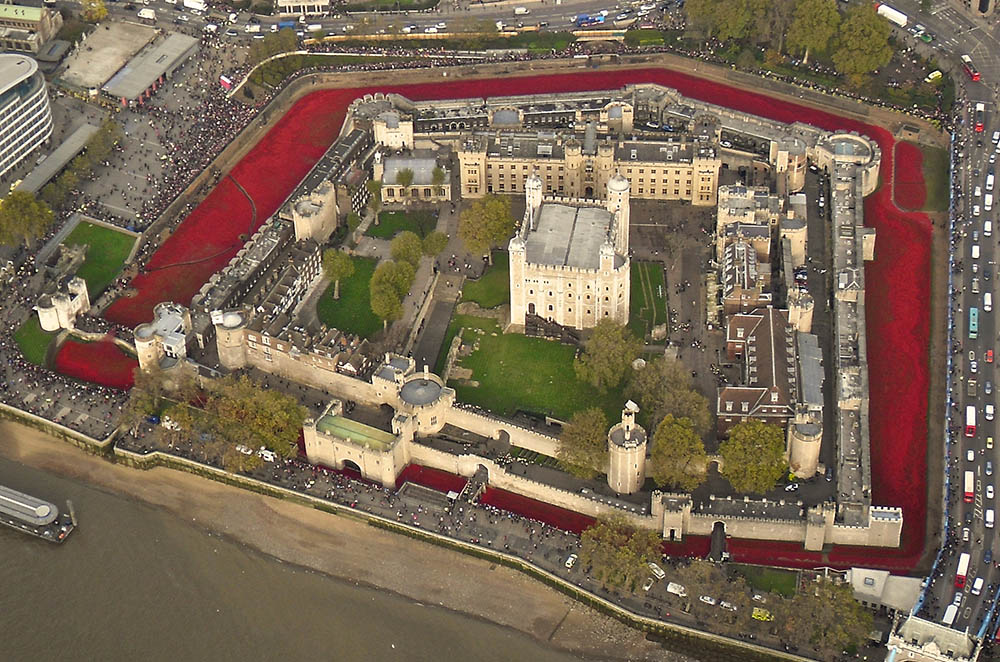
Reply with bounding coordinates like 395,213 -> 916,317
525,203 -> 614,270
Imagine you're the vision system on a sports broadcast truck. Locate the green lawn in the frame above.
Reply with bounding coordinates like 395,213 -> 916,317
14,317 -> 57,366
919,143 -> 950,212
732,565 -> 798,598
366,210 -> 438,240
63,221 -> 136,297
629,261 -> 667,339
315,256 -> 382,339
461,251 -> 509,309
446,315 -> 624,421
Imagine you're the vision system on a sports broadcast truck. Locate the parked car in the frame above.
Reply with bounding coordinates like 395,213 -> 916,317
699,595 -> 717,606
643,577 -> 655,591
968,449 -> 976,462
987,404 -> 995,421
565,553 -> 577,569
987,484 -> 994,499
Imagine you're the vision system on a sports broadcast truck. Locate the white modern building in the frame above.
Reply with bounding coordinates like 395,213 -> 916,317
0,54 -> 51,180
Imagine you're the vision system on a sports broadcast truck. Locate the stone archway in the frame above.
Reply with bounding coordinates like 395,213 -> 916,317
584,185 -> 594,198
341,459 -> 362,475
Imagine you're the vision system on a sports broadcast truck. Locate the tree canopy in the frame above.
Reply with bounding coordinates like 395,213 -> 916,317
649,415 -> 708,491
202,375 -> 306,458
774,578 -> 874,653
369,282 -> 403,330
80,0 -> 107,22
718,419 -> 787,494
431,166 -> 447,195
0,191 -> 54,247
786,0 -> 841,63
458,194 -> 513,265
422,230 -> 449,257
833,4 -> 893,80
395,167 -> 415,189
626,356 -> 711,435
390,230 -> 423,268
157,374 -> 305,465
369,260 -> 413,329
574,320 -> 642,393
579,515 -> 663,590
366,180 -> 383,217
372,259 -> 414,299
684,0 -> 764,41
557,407 -> 609,479
322,249 -> 354,300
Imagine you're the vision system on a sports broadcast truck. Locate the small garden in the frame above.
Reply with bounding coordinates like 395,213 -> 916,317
315,255 -> 381,338
444,315 -> 624,421
14,317 -> 56,366
731,564 -> 798,598
460,251 -> 509,309
62,220 -> 136,297
628,261 -> 667,340
365,210 -> 438,240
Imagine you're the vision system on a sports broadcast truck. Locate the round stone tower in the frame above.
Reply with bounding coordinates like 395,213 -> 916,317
788,422 -> 822,479
605,172 -> 630,253
607,401 -> 647,495
212,310 -> 248,370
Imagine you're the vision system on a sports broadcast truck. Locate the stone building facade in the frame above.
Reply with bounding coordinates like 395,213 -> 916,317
508,172 -> 631,330
35,276 -> 88,331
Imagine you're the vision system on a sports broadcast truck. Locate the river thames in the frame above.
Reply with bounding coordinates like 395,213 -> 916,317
0,454 -> 586,662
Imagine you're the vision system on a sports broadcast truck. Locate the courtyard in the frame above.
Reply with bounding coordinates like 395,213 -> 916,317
445,315 -> 624,422
365,209 -> 438,240
62,220 -> 137,297
315,255 -> 381,339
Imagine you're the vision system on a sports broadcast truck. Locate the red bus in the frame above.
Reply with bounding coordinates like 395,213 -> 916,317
956,552 -> 971,588
965,470 -> 976,503
963,55 -> 981,81
975,103 -> 986,133
967,405 -> 978,437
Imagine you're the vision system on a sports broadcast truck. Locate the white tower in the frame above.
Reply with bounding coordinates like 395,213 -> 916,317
605,172 -> 630,253
607,401 -> 647,495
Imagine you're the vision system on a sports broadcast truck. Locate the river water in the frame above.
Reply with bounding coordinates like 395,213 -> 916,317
0,455 -> 585,662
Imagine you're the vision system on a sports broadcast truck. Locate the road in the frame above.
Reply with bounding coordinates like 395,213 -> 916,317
104,0 -> 674,41
920,43 -> 1000,641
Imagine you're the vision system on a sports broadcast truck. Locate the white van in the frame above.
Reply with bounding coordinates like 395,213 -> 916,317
986,292 -> 993,312
986,220 -> 993,237
514,6 -> 530,15
306,23 -> 323,32
989,173 -> 996,192
973,278 -> 980,294
987,508 -> 995,529
973,244 -> 981,260
987,193 -> 994,212
973,576 -> 986,595
648,562 -> 666,580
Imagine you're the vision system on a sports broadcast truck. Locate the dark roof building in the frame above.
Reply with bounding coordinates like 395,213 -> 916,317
717,307 -> 796,434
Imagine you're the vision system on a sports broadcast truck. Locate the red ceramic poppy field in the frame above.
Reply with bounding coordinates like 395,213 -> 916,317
54,334 -> 137,390
55,67 -> 933,572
